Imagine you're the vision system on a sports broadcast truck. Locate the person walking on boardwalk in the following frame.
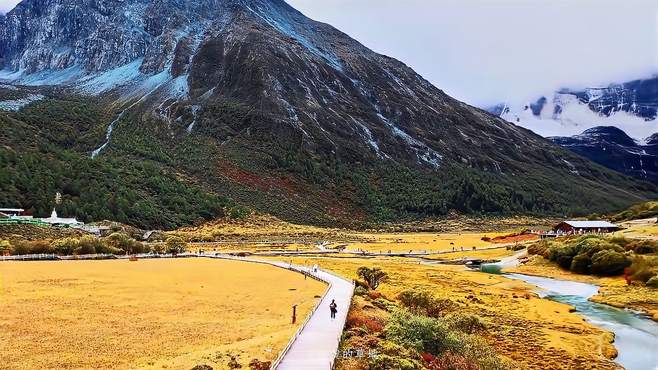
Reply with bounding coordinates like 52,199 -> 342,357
329,299 -> 338,320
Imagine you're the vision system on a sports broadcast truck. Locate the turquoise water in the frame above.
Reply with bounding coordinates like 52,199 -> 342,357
506,273 -> 658,370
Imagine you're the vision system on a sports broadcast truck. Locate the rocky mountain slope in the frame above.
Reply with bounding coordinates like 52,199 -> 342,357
490,76 -> 658,140
0,0 -> 653,228
550,126 -> 658,183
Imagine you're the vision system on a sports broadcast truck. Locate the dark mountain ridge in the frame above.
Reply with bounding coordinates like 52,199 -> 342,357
551,126 -> 658,183
0,0 -> 653,228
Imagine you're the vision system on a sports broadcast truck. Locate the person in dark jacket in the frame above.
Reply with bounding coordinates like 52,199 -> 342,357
330,299 -> 338,319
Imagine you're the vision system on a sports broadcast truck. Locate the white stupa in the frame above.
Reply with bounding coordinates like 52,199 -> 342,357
41,208 -> 81,226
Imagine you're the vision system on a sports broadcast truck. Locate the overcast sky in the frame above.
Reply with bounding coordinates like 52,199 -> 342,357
1,0 -> 656,106
287,0 -> 658,106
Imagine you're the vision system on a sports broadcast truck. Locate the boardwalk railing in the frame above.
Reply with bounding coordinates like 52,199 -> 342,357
208,254 -> 354,369
0,253 -> 59,261
270,272 -> 332,369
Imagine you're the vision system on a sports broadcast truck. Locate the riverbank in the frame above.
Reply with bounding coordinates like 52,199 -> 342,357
510,255 -> 658,322
505,273 -> 658,370
263,255 -> 621,369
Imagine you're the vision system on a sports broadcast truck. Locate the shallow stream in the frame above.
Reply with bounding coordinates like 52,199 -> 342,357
505,273 -> 658,370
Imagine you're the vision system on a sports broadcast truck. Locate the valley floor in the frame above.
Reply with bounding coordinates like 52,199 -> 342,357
0,258 -> 324,369
3,215 -> 657,369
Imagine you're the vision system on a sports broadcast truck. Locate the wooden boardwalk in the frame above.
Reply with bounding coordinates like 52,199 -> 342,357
206,255 -> 354,370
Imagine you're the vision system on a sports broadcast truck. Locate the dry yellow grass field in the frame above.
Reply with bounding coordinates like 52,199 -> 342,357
0,258 -> 325,370
615,219 -> 658,240
264,255 -> 619,369
342,231 -> 507,253
422,246 -> 518,261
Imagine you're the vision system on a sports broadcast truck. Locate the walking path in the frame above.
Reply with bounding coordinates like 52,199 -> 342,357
207,254 -> 354,370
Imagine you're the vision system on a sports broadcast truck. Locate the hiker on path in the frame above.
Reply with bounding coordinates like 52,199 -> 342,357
330,299 -> 338,320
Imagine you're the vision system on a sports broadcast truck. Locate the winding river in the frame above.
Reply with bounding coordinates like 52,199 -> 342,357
505,273 -> 658,370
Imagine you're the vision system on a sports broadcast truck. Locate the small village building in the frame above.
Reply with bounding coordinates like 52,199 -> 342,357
0,208 -> 25,218
552,221 -> 620,234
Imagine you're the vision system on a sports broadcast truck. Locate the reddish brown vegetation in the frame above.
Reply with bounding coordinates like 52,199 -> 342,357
483,230 -> 538,244
346,310 -> 385,333
424,351 -> 481,370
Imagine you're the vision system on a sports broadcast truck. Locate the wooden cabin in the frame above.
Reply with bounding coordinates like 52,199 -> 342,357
553,221 -> 620,234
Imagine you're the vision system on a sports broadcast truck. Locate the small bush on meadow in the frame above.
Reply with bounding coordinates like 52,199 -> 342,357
384,310 -> 459,355
527,241 -> 550,257
369,354 -> 421,370
346,310 -> 385,333
629,255 -> 658,283
590,250 -> 631,276
165,236 -> 187,254
10,240 -> 52,255
354,286 -> 368,296
0,240 -> 11,254
385,310 -> 507,370
647,276 -> 658,288
368,341 -> 423,370
397,290 -> 455,318
570,253 -> 591,274
74,235 -> 103,255
424,351 -> 480,370
626,240 -> 658,255
52,237 -> 78,255
444,312 -> 487,334
103,232 -> 144,254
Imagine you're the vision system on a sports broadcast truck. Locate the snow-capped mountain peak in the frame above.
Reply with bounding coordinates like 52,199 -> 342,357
491,76 -> 658,142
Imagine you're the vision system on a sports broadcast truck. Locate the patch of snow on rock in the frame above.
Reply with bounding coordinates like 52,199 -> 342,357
0,94 -> 45,111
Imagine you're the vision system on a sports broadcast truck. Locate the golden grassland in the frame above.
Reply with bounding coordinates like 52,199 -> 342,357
170,214 -> 350,243
341,231 -> 509,253
0,259 -> 325,370
168,214 -> 545,253
615,219 -> 658,240
263,255 -> 620,370
421,246 -> 519,261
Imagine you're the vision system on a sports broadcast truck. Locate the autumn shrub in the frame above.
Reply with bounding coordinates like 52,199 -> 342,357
385,310 -> 507,369
248,359 -> 271,370
444,312 -> 487,334
590,250 -> 631,275
165,236 -> 187,254
346,310 -> 385,333
52,237 -> 78,255
10,240 -> 52,255
74,235 -> 103,255
397,290 -> 455,318
369,354 -> 420,370
367,291 -> 383,300
368,341 -> 423,370
426,351 -> 481,370
384,310 -> 460,355
0,240 -> 10,254
628,255 -> 658,283
27,240 -> 52,254
527,241 -> 550,257
508,244 -> 526,251
354,286 -> 368,296
372,297 -> 398,312
103,232 -> 144,254
626,240 -> 658,254
570,253 -> 591,274
647,276 -> 658,288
